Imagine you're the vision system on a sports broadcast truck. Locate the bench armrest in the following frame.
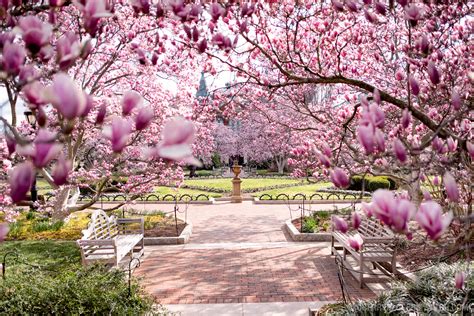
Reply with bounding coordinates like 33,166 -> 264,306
116,217 -> 144,235
77,239 -> 115,247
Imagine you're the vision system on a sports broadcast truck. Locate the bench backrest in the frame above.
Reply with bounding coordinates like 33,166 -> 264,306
81,210 -> 118,240
358,216 -> 394,241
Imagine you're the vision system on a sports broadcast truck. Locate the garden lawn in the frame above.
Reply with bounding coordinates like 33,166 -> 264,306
0,240 -> 80,275
254,182 -> 332,198
154,186 -> 222,198
184,178 -> 304,192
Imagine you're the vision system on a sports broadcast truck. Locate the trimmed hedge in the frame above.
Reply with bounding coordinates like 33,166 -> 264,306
349,175 -> 396,192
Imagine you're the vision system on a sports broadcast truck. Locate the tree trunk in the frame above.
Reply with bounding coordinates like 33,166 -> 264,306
51,187 -> 71,220
275,156 -> 287,174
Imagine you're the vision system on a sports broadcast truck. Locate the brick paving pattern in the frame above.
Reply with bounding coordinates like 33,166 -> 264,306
135,245 -> 375,304
132,201 -> 376,304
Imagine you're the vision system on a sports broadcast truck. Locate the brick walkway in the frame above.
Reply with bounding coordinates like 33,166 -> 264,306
136,244 -> 375,304
133,201 -> 376,305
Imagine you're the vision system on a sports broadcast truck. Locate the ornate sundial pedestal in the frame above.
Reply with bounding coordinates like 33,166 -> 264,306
231,161 -> 243,203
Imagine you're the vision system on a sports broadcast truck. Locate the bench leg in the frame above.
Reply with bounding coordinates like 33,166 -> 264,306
331,236 -> 334,255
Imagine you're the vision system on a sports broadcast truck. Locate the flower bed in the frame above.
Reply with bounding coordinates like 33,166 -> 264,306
286,211 -> 333,242
6,209 -> 189,241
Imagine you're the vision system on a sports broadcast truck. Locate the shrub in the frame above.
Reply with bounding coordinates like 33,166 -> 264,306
0,265 -> 164,315
329,262 -> 472,315
302,217 -> 317,233
349,175 -> 392,192
211,153 -> 222,168
348,175 -> 364,191
386,176 -> 399,190
196,170 -> 212,177
367,176 -> 391,191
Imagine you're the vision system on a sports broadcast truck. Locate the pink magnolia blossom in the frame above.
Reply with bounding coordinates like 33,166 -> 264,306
197,38 -> 207,53
56,31 -> 81,70
467,141 -> 474,159
375,1 -> 386,15
209,3 -> 225,22
75,0 -> 112,36
17,16 -> 52,54
357,125 -> 375,154
157,117 -> 198,162
374,129 -> 385,152
18,65 -> 38,84
409,76 -> 420,96
446,137 -> 457,152
443,172 -> 459,202
393,139 -> 408,163
46,73 -> 87,119
135,107 -> 154,131
95,103 -> 106,125
5,133 -> 15,156
361,202 -> 373,217
22,81 -> 46,107
369,104 -> 385,128
330,167 -> 349,188
17,129 -> 62,168
317,152 -> 331,168
332,215 -> 348,233
455,271 -> 466,290
397,0 -> 408,7
433,176 -> 440,186
9,161 -> 35,203
352,211 -> 361,229
122,90 -> 143,116
321,143 -> 332,157
431,136 -> 444,153
373,89 -> 381,105
103,116 -> 132,153
52,156 -> 72,186
130,0 -> 150,14
416,201 -> 452,240
405,4 -> 423,26
372,189 -> 414,234
345,0 -> 359,12
427,62 -> 441,85
364,10 -> 378,24
348,233 -> 364,251
422,190 -> 432,201
332,0 -> 344,12
451,90 -> 461,110
2,42 -> 25,75
401,108 -> 411,129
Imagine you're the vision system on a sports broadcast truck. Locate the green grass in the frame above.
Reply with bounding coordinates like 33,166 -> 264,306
254,182 -> 332,198
154,186 -> 222,198
0,240 -> 80,275
185,178 -> 303,192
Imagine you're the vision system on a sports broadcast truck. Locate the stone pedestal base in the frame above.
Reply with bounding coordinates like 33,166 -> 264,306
231,178 -> 243,203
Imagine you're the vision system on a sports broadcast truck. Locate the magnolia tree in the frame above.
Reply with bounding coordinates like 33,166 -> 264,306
213,105 -> 295,173
0,1 -> 213,223
172,1 -> 472,247
0,0 -> 471,276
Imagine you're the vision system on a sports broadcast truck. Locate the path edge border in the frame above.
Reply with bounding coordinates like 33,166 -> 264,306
144,222 -> 193,245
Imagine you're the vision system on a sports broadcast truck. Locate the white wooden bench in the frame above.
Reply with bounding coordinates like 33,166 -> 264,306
76,210 -> 145,267
331,216 -> 397,288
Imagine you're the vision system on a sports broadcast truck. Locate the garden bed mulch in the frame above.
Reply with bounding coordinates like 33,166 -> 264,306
396,222 -> 472,272
144,220 -> 186,238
